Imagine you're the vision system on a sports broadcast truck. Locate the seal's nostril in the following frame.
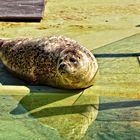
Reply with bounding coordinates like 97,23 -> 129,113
59,63 -> 65,69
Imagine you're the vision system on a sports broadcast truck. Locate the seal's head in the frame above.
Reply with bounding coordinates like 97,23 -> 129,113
57,46 -> 98,89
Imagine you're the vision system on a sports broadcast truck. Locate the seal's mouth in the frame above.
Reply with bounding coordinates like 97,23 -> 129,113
59,68 -> 70,75
60,71 -> 66,75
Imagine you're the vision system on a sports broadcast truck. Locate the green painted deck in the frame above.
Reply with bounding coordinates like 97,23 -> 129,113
0,0 -> 140,140
83,33 -> 140,140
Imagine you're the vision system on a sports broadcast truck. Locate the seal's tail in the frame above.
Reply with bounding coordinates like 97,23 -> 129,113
0,38 -> 9,47
0,39 -> 4,60
0,39 -> 4,47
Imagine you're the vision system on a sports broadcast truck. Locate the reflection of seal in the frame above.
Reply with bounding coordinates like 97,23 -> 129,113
0,36 -> 98,89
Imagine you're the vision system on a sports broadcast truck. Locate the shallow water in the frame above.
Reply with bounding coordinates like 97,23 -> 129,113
0,0 -> 140,140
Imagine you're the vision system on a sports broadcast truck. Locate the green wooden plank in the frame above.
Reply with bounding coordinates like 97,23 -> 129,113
92,33 -> 140,87
84,34 -> 140,140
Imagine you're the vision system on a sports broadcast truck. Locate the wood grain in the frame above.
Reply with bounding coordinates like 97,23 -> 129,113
0,0 -> 45,22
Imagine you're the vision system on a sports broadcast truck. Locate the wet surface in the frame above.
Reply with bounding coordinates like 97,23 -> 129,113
0,0 -> 140,140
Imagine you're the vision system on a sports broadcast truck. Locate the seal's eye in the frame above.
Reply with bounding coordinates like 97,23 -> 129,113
59,59 -> 63,64
69,58 -> 77,63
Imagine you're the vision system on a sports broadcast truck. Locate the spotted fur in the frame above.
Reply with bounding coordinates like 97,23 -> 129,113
0,36 -> 98,89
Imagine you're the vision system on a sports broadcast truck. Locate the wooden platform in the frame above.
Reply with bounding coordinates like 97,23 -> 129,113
0,0 -> 45,22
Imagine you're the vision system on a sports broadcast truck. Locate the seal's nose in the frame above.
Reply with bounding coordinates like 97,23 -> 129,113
59,63 -> 66,69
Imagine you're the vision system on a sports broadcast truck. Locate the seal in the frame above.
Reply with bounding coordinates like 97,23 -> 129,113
0,36 -> 98,89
